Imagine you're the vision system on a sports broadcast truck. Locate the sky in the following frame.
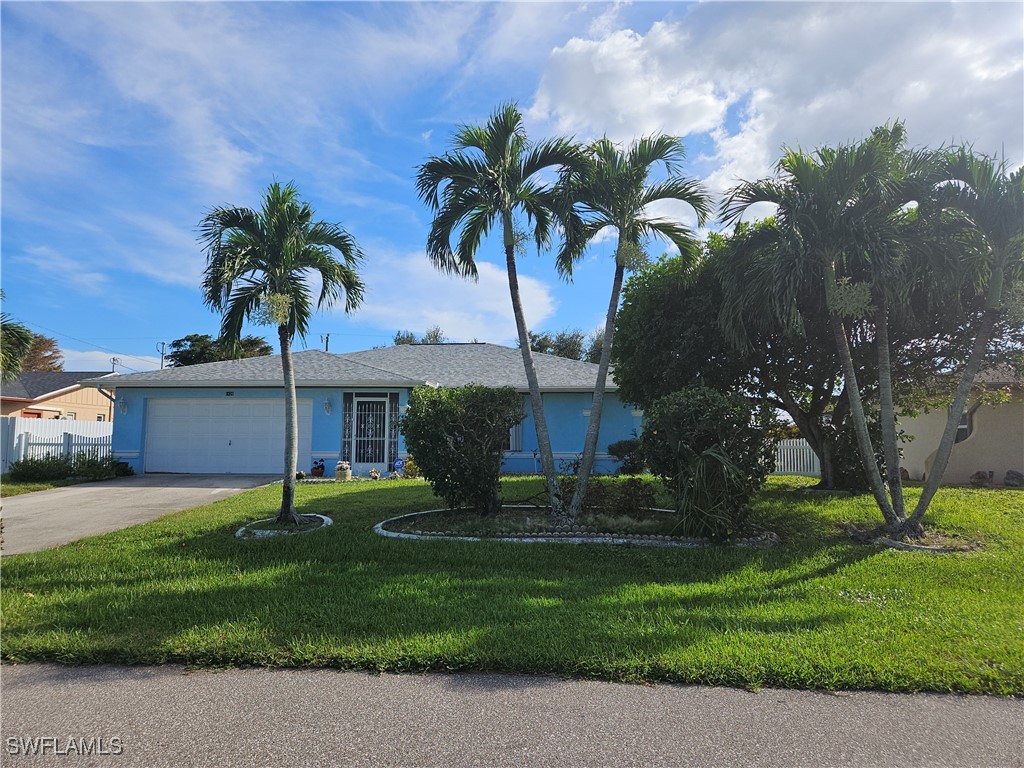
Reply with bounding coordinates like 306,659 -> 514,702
2,1 -> 1022,374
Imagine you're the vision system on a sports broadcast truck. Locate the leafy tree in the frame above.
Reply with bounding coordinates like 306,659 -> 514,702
400,385 -> 524,516
22,333 -> 64,372
393,325 -> 449,345
557,134 -> 711,517
0,291 -> 34,383
416,102 -> 582,516
166,333 -> 273,367
199,181 -> 364,524
521,328 -> 586,360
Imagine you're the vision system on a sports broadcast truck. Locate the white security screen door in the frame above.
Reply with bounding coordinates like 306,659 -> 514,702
353,399 -> 388,465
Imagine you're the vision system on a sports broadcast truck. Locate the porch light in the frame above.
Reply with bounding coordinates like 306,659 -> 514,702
324,398 -> 332,416
117,398 -> 128,415
582,409 -> 591,417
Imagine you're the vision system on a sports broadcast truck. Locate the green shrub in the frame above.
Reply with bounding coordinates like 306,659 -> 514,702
6,454 -> 75,482
607,438 -> 643,474
641,385 -> 775,538
6,451 -> 124,482
400,385 -> 524,516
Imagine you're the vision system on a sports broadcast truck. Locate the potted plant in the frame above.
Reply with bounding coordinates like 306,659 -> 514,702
311,459 -> 325,478
336,460 -> 351,482
369,467 -> 380,480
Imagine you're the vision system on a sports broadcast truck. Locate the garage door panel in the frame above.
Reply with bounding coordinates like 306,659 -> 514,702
145,398 -> 312,473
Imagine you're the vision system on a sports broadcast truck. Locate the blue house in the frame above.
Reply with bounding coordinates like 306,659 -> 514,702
82,343 -> 641,476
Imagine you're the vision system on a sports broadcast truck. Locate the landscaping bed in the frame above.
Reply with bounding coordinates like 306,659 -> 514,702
1,476 -> 1021,695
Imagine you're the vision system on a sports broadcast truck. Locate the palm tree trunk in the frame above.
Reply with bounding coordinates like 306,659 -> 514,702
503,216 -> 563,517
277,324 -> 300,524
907,300 -> 1001,531
830,313 -> 895,524
874,290 -> 906,522
825,271 -> 898,525
570,258 -> 625,517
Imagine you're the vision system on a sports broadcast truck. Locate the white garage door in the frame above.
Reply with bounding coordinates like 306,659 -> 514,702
144,398 -> 312,474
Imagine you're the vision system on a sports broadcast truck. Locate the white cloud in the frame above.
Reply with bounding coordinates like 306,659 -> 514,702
15,246 -> 111,296
347,248 -> 557,344
60,349 -> 161,374
530,3 -> 1024,210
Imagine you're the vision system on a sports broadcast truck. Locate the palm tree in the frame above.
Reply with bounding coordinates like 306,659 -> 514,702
558,135 -> 710,517
906,152 -> 1023,531
416,103 -> 583,516
0,290 -> 34,383
199,182 -> 364,524
722,135 -> 909,528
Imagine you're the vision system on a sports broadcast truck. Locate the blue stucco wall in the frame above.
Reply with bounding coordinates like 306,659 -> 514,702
502,392 -> 641,475
112,386 -> 638,475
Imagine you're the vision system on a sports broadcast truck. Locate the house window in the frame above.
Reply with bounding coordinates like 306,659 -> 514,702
954,407 -> 974,444
503,422 -> 523,452
96,414 -> 105,422
66,412 -> 77,420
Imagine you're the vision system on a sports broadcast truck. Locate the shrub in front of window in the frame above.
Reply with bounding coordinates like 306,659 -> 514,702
400,385 -> 524,516
641,385 -> 775,538
607,438 -> 644,475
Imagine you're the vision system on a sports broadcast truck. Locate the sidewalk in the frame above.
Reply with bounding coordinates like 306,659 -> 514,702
2,664 -> 1020,767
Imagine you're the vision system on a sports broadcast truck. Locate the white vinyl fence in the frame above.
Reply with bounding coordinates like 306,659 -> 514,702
1,417 -> 113,473
773,438 -> 821,477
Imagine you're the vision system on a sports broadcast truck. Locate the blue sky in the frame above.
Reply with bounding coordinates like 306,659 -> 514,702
2,1 -> 1021,373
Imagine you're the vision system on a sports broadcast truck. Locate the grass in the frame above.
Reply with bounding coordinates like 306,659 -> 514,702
2,476 -> 1021,695
0,476 -> 81,497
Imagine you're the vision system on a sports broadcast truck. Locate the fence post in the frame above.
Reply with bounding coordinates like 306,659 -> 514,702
17,433 -> 27,462
64,432 -> 74,459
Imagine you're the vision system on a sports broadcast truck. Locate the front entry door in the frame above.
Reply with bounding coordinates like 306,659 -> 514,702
352,398 -> 388,474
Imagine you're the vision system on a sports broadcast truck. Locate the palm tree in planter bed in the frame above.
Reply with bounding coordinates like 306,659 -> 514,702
199,181 -> 365,524
416,103 -> 584,517
557,135 -> 711,518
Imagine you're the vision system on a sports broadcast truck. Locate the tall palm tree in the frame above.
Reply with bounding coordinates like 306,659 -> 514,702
558,135 -> 710,517
907,153 -> 1023,531
722,136 -> 908,528
199,182 -> 364,524
416,103 -> 583,516
0,290 -> 34,383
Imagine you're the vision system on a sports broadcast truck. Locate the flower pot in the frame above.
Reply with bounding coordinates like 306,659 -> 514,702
311,466 -> 325,478
336,469 -> 352,482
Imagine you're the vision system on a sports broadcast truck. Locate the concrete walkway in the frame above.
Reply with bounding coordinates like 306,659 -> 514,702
0,474 -> 272,555
1,664 -> 1020,767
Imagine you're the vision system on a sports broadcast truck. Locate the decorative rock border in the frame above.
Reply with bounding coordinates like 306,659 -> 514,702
374,508 -> 779,549
236,514 -> 333,540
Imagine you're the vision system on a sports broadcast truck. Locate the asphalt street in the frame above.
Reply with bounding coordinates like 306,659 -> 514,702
2,664 -> 1021,767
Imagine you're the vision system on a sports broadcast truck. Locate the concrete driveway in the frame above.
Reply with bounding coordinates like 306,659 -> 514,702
0,474 -> 273,555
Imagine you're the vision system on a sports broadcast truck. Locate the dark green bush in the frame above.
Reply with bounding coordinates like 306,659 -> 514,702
607,438 -> 643,474
400,385 -> 524,516
641,385 -> 775,538
6,451 -> 124,482
6,454 -> 75,482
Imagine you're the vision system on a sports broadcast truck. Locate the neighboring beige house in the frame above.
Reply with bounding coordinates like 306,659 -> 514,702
1,371 -> 117,421
900,367 -> 1024,486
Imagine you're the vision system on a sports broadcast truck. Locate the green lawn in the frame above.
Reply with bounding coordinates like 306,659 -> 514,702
0,476 -> 80,497
2,476 -> 1021,694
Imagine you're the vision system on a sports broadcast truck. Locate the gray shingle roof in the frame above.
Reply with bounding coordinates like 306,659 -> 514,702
80,344 -> 612,392
342,344 -> 613,390
2,371 -> 114,400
